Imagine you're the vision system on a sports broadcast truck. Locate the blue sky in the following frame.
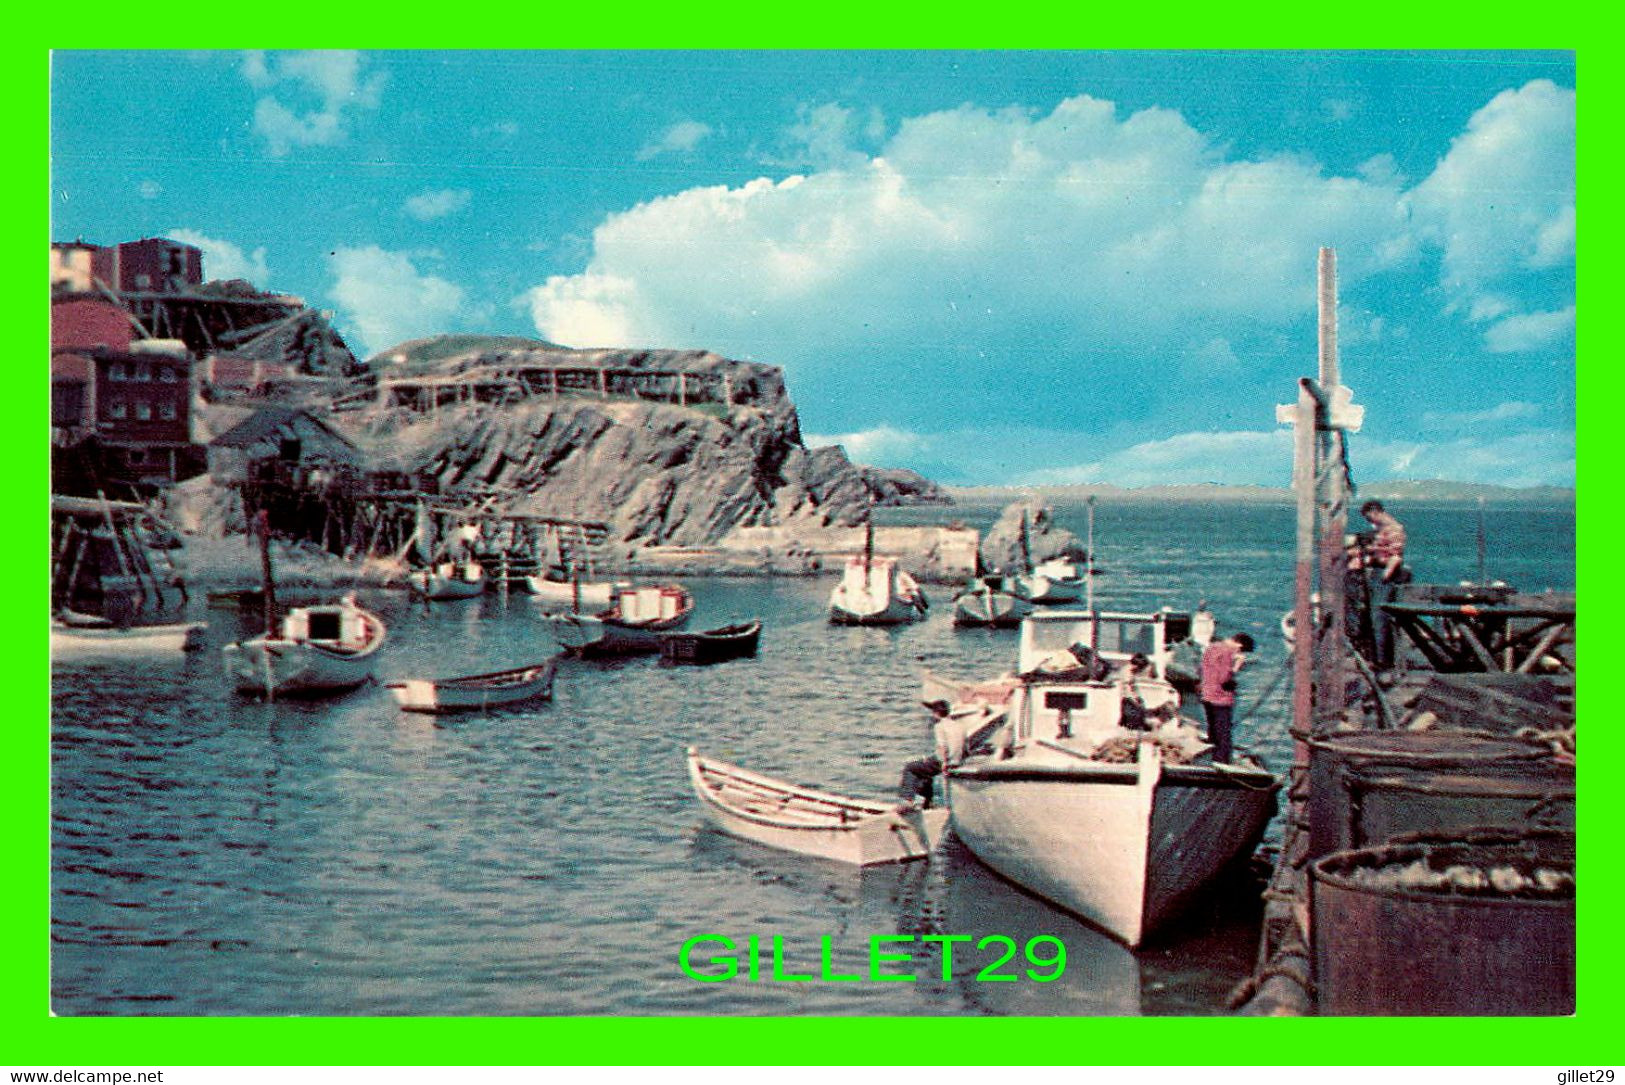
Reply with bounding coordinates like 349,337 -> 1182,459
50,50 -> 1575,487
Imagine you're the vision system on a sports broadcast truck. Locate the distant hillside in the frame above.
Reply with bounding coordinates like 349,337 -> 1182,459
946,480 -> 1574,505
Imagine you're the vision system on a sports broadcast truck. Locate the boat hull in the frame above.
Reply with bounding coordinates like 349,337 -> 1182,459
51,619 -> 204,655
952,586 -> 1034,628
224,641 -> 377,696
660,621 -> 761,665
947,753 -> 1278,946
547,613 -> 686,656
386,659 -> 558,713
1011,573 -> 1084,605
524,577 -> 625,608
688,751 -> 949,865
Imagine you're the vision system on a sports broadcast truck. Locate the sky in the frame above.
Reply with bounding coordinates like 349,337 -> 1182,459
49,50 -> 1575,488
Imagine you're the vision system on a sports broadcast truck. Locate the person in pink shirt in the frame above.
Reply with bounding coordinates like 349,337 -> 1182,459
1199,632 -> 1255,763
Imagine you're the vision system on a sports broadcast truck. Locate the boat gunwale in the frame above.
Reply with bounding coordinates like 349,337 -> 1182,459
689,752 -> 894,821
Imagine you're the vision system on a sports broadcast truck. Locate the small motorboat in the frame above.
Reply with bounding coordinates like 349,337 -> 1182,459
660,620 -> 762,665
385,657 -> 559,713
222,596 -> 387,697
687,748 -> 950,866
952,577 -> 1035,628
407,559 -> 486,601
546,584 -> 694,656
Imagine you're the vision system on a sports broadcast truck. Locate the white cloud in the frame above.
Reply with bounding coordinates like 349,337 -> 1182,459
327,246 -> 465,358
527,94 -> 1411,369
802,425 -> 929,465
1420,401 -> 1541,429
1409,80 -> 1574,304
1357,429 -> 1574,487
522,82 -> 1572,450
636,120 -> 714,161
241,50 -> 385,157
166,228 -> 270,286
139,180 -> 162,200
1483,305 -> 1575,353
404,188 -> 472,221
1022,430 -> 1294,488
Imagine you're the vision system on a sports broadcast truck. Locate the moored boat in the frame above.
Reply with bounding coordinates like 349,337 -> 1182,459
385,657 -> 559,713
545,583 -> 694,656
660,620 -> 761,665
408,559 -> 486,600
687,748 -> 950,865
828,556 -> 928,625
523,573 -> 631,609
952,577 -> 1035,628
936,608 -> 1278,946
51,611 -> 204,655
223,597 -> 387,697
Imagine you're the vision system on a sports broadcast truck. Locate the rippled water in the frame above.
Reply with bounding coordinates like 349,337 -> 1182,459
51,498 -> 1574,1015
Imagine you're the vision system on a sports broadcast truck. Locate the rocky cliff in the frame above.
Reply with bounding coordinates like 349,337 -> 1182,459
335,339 -> 948,546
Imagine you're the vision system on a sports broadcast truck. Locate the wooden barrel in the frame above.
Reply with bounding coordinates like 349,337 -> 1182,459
1311,829 -> 1574,1015
1306,730 -> 1572,861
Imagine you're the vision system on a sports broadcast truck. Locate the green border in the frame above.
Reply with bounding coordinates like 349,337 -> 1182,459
17,32 -> 1603,1067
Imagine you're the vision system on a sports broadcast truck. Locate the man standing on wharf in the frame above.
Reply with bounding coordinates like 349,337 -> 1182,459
1199,632 -> 1255,764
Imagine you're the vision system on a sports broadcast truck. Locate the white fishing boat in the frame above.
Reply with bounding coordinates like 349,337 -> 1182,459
223,597 -> 387,697
407,559 -> 486,600
546,583 -> 694,656
51,494 -> 203,657
828,556 -> 928,625
51,611 -> 204,655
386,657 -> 558,713
952,577 -> 1035,628
524,573 -> 630,609
938,608 -> 1278,947
687,748 -> 950,866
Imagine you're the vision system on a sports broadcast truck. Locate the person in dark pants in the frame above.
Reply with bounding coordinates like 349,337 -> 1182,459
897,702 -> 1008,809
1199,632 -> 1255,764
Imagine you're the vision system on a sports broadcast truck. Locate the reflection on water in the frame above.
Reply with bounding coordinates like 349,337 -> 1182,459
51,499 -> 1572,1015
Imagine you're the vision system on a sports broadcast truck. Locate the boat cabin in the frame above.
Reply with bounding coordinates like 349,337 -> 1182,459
840,556 -> 900,603
1017,608 -> 1201,678
613,585 -> 687,623
283,604 -> 373,648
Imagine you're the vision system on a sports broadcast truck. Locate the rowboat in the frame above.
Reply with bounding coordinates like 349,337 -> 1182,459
828,556 -> 928,625
937,608 -> 1277,946
407,560 -> 486,600
546,584 -> 694,656
660,620 -> 761,665
385,657 -> 558,713
523,574 -> 630,609
222,597 -> 387,697
952,577 -> 1035,628
687,749 -> 950,865
51,612 -> 204,655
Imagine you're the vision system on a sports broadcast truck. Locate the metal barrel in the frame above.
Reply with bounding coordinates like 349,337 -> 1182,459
1311,828 -> 1575,1015
1305,730 -> 1573,861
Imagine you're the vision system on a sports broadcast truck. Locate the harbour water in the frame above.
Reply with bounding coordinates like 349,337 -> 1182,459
50,497 -> 1575,1015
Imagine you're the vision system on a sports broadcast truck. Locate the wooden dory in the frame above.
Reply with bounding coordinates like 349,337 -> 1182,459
659,620 -> 761,665
687,749 -> 949,866
385,657 -> 559,713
